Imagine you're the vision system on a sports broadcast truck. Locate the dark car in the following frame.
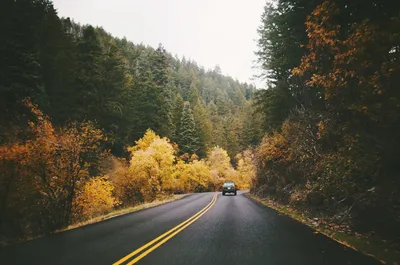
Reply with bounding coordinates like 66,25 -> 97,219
222,181 -> 237,196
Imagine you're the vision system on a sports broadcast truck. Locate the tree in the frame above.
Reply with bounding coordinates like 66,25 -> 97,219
207,146 -> 233,187
129,50 -> 163,139
188,80 -> 200,104
152,44 -> 174,138
129,133 -> 175,197
241,101 -> 263,148
193,101 -> 212,158
0,0 -> 46,132
254,82 -> 294,132
236,150 -> 256,189
255,0 -> 323,130
73,177 -> 118,220
172,94 -> 184,142
0,100 -> 103,235
178,102 -> 199,155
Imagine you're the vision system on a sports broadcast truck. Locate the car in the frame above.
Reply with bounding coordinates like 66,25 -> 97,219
222,181 -> 237,196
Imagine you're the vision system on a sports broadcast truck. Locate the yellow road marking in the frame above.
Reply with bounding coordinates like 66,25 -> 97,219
126,195 -> 217,265
113,194 -> 217,265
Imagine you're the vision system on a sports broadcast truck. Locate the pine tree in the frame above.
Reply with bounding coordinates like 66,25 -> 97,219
42,17 -> 78,125
129,51 -> 162,140
151,44 -> 174,138
178,102 -> 199,155
172,94 -> 184,143
193,101 -> 212,157
0,0 -> 45,130
188,80 -> 200,104
74,25 -> 104,121
152,44 -> 169,87
98,38 -> 131,150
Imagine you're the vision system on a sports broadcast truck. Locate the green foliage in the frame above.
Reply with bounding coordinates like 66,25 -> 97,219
178,102 -> 199,155
192,101 -> 212,157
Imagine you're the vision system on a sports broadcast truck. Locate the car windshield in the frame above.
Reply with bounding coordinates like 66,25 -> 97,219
223,183 -> 234,187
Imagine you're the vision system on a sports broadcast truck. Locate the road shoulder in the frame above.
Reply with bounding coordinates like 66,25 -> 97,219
245,193 -> 400,265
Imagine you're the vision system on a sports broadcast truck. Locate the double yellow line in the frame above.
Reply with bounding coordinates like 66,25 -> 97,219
113,194 -> 218,265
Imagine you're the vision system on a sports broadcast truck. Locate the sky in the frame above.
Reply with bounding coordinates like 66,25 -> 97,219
52,0 -> 266,87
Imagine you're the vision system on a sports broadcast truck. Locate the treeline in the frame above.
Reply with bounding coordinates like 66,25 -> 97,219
1,101 -> 255,243
0,0 -> 262,159
0,0 -> 261,243
253,0 -> 400,243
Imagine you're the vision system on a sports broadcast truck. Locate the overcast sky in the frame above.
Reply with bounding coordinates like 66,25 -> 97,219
52,0 -> 266,87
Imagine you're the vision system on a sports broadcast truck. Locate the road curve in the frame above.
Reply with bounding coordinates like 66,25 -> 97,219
0,191 -> 381,265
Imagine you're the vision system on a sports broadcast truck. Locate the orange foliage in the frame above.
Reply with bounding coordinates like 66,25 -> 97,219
0,100 -> 104,235
293,1 -> 400,120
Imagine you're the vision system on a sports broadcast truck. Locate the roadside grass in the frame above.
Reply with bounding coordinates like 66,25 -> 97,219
59,194 -> 189,232
246,193 -> 400,265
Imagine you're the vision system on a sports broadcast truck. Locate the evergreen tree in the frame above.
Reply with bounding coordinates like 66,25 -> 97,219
74,25 -> 104,121
151,44 -> 174,138
42,17 -> 78,125
178,102 -> 199,155
0,0 -> 44,131
129,51 -> 162,140
188,80 -> 200,105
193,101 -> 212,158
172,94 -> 184,142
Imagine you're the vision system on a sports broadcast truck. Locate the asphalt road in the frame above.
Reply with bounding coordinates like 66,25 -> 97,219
0,191 -> 381,265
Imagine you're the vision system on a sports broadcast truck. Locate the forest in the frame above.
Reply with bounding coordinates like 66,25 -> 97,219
0,0 -> 260,243
253,0 -> 400,251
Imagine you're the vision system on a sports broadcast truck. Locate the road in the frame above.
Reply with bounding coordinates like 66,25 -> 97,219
0,191 -> 381,265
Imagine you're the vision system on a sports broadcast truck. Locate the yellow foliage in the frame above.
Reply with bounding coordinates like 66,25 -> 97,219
190,153 -> 199,162
235,150 -> 256,189
168,159 -> 213,193
168,160 -> 189,193
185,159 -> 213,192
207,146 -> 231,178
129,135 -> 175,198
73,177 -> 118,220
107,158 -> 135,204
206,146 -> 251,190
128,129 -> 159,153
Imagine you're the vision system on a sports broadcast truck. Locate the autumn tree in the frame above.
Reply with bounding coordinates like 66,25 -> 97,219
207,146 -> 235,189
235,150 -> 256,190
0,100 -> 104,238
73,177 -> 118,220
169,159 -> 212,193
128,130 -> 176,201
